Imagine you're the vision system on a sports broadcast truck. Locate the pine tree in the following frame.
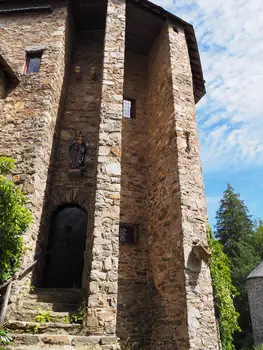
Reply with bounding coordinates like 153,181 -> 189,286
215,184 -> 260,349
215,184 -> 254,259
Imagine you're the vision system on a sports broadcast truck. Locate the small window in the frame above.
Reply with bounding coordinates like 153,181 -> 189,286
119,223 -> 138,244
24,51 -> 43,74
123,98 -> 136,119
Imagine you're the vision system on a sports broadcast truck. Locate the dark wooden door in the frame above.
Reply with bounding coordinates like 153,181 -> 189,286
43,206 -> 87,288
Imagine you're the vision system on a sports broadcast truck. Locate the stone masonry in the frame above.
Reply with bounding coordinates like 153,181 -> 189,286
147,24 -> 189,349
0,1 -> 69,289
117,50 -> 152,344
168,24 -> 219,349
0,0 -> 220,349
247,260 -> 263,346
86,0 -> 126,338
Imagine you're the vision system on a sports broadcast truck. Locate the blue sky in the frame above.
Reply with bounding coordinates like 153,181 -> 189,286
152,0 -> 263,228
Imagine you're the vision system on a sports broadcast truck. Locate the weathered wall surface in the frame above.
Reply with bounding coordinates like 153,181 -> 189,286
117,50 -> 152,345
168,24 -> 220,349
147,24 -> 189,349
35,30 -> 105,288
0,2 -> 220,347
0,3 -> 68,280
87,0 -> 126,338
247,278 -> 263,345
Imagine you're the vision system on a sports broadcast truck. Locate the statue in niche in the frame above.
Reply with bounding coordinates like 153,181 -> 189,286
68,131 -> 86,169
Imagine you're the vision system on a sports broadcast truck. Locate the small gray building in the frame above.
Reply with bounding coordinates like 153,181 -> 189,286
247,260 -> 263,346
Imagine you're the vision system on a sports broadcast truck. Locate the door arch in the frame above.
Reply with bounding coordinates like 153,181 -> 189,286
43,205 -> 88,288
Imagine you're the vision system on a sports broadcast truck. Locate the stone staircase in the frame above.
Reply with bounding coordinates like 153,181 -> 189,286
4,289 -> 117,349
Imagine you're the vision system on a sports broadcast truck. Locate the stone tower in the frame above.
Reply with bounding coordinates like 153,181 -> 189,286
0,0 -> 220,349
247,260 -> 263,346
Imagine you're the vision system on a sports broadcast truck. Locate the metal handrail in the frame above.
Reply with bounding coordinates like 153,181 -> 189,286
0,252 -> 48,326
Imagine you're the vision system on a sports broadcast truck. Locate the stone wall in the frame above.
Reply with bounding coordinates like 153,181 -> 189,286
247,278 -> 263,345
34,30 -> 105,288
87,0 -> 126,338
0,1 -> 69,286
0,2 -> 221,347
0,69 -> 6,98
147,24 -> 189,349
168,23 -> 220,349
117,50 -> 152,345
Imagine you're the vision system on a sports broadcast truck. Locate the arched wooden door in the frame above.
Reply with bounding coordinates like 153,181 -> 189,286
43,206 -> 87,288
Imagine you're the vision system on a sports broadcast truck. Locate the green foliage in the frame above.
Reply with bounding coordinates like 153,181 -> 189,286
208,226 -> 240,350
62,305 -> 85,324
36,306 -> 84,325
32,325 -> 39,334
215,184 -> 254,258
215,184 -> 261,349
0,328 -> 12,348
35,311 -> 51,323
0,157 -> 32,284
252,220 -> 263,258
69,309 -> 84,324
0,157 -> 14,175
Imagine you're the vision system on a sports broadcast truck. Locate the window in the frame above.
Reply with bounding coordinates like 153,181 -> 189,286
123,98 -> 136,119
24,51 -> 42,74
119,223 -> 138,244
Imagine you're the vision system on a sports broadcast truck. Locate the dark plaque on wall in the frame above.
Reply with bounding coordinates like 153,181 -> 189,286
68,131 -> 86,175
119,223 -> 138,244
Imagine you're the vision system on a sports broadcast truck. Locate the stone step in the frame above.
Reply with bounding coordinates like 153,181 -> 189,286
7,347 -> 76,350
21,299 -> 81,313
7,347 -> 75,350
6,320 -> 86,336
11,310 -> 81,323
26,288 -> 84,304
5,333 -> 116,349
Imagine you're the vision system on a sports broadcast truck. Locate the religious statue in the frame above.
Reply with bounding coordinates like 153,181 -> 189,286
68,131 -> 86,169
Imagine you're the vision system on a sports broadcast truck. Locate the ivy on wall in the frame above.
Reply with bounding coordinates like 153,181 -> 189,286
208,226 -> 240,350
0,157 -> 32,284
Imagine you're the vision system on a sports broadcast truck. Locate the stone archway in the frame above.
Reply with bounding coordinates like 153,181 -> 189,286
43,205 -> 88,288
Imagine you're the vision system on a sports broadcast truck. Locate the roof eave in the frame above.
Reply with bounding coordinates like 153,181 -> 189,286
130,0 -> 206,104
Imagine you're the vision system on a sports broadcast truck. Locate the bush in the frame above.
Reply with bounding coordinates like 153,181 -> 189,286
0,157 -> 32,284
0,328 -> 12,349
208,226 -> 240,350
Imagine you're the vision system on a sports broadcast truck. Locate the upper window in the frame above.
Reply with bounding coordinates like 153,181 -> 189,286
24,51 -> 43,74
123,98 -> 136,119
119,223 -> 138,244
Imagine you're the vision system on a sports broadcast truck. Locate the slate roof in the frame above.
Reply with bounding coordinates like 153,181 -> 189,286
247,260 -> 263,280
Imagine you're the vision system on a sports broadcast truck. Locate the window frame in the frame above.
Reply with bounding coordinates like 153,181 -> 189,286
24,51 -> 43,74
119,223 -> 138,244
123,97 -> 136,119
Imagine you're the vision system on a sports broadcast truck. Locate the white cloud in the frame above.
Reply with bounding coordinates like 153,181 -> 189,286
152,0 -> 263,173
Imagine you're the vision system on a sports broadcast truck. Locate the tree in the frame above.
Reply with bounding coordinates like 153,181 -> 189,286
215,184 -> 254,259
0,157 -> 32,284
252,219 -> 263,258
215,184 -> 260,349
208,226 -> 240,350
